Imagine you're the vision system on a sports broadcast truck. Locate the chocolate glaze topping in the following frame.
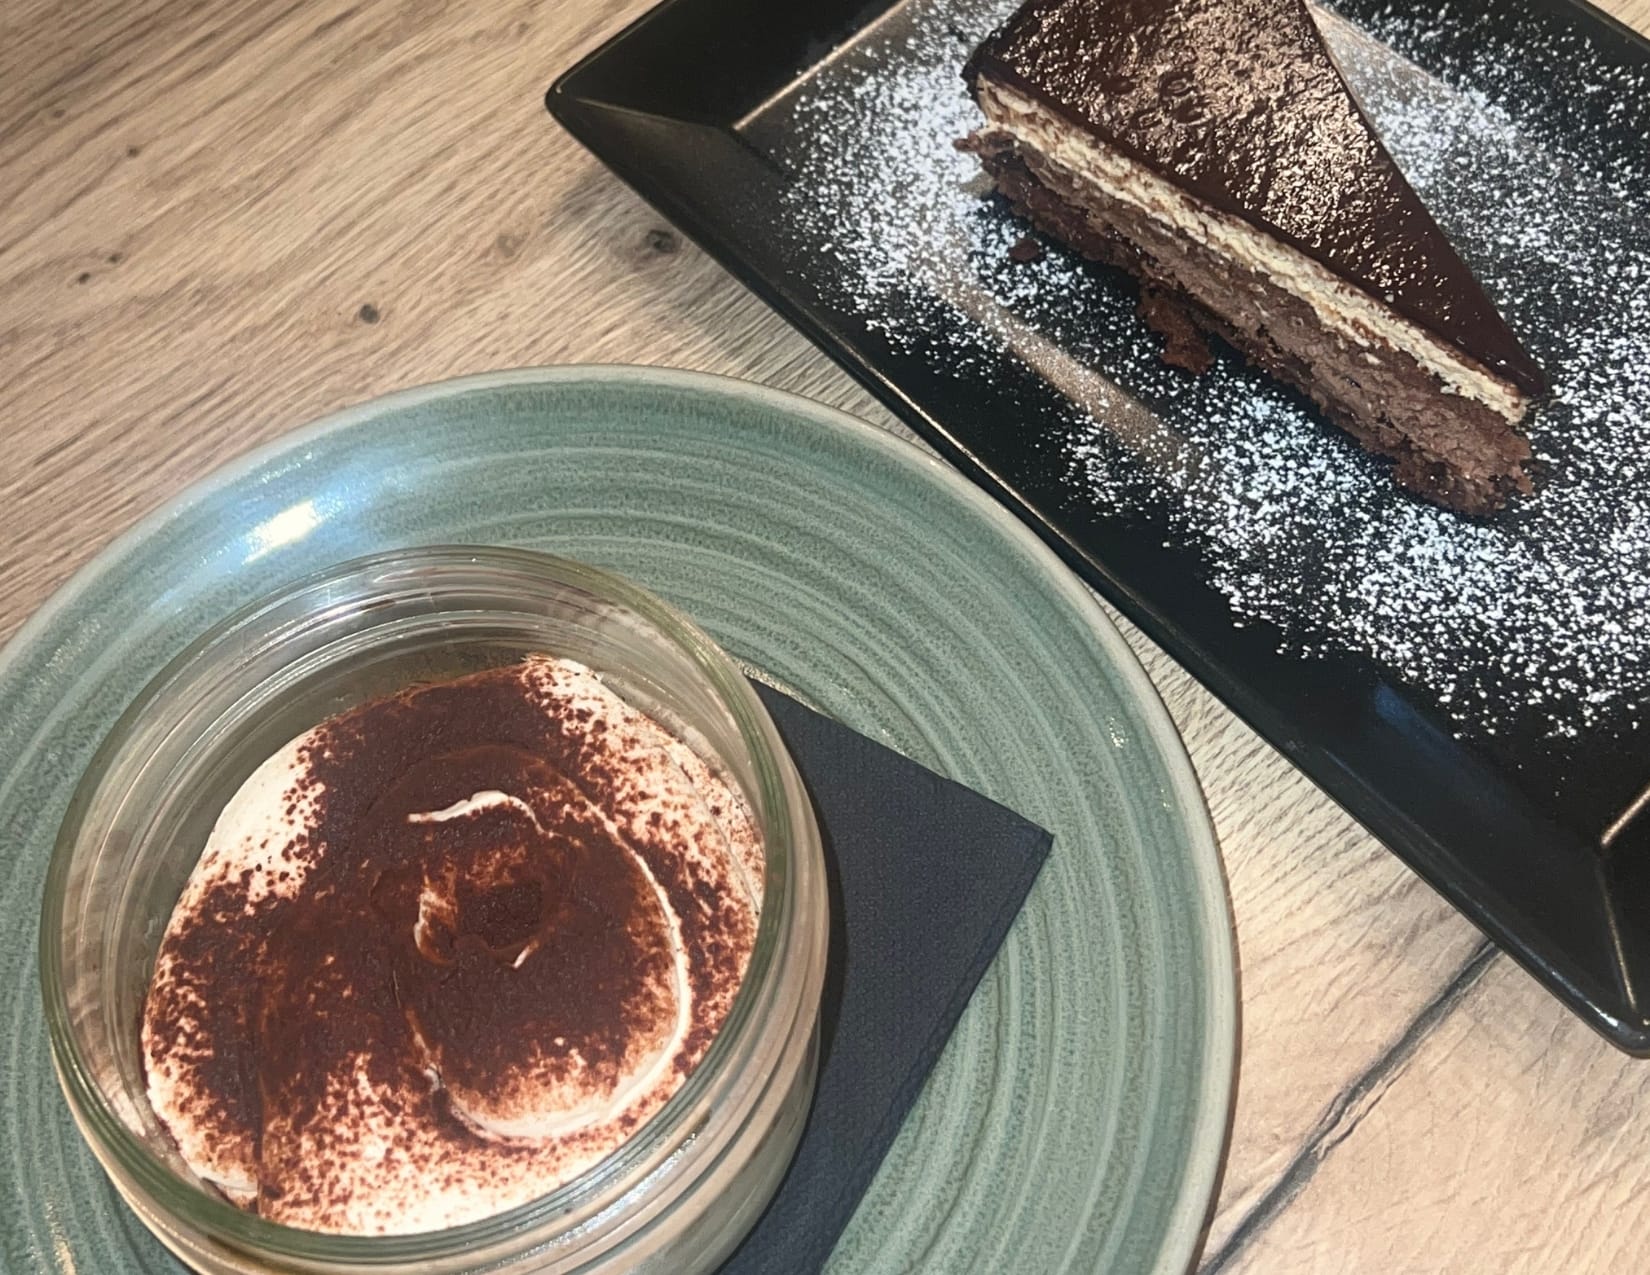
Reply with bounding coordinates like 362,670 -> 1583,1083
965,0 -> 1546,396
142,658 -> 759,1232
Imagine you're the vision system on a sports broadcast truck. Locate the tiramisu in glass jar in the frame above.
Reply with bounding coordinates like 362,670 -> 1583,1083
41,547 -> 828,1274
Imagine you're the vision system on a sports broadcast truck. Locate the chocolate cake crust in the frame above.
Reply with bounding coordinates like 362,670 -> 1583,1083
965,0 -> 1546,398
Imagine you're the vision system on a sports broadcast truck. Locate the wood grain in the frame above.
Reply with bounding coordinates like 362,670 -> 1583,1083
1220,954 -> 1650,1273
2,1 -> 1647,1271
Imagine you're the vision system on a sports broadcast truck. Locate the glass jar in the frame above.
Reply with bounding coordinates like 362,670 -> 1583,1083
40,546 -> 828,1273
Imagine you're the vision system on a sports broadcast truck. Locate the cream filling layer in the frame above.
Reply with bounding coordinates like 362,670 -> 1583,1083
975,77 -> 1524,421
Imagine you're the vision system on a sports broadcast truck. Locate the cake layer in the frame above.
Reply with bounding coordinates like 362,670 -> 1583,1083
966,85 -> 1535,512
975,79 -> 1527,422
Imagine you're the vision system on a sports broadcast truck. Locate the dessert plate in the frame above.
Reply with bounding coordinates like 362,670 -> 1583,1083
547,0 -> 1650,1050
0,368 -> 1235,1273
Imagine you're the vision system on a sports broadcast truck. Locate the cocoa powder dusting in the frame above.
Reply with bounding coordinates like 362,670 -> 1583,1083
140,656 -> 762,1234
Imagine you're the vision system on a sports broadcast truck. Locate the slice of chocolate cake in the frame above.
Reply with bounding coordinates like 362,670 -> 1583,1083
962,0 -> 1547,513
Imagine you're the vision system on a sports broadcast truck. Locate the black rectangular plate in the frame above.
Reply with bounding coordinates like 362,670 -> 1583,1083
548,0 -> 1650,1051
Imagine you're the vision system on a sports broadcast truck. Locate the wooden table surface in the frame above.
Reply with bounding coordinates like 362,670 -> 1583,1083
3,0 -> 1648,1270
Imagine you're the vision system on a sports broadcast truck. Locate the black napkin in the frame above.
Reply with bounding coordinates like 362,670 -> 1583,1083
719,684 -> 1054,1274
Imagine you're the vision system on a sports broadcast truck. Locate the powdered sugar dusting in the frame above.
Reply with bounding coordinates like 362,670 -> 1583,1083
765,0 -> 1650,744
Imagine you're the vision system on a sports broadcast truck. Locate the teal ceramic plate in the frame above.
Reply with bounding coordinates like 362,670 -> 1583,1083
0,367 -> 1235,1274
